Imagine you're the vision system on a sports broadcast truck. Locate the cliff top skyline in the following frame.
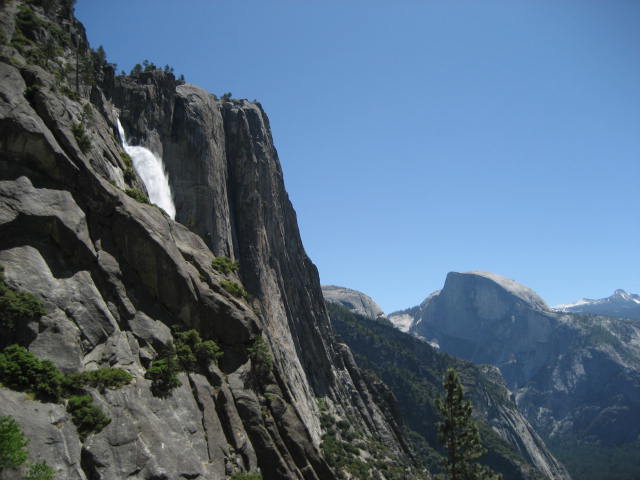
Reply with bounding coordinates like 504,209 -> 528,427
76,0 -> 640,312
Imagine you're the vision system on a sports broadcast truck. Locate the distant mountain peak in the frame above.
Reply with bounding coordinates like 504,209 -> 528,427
553,289 -> 640,319
395,271 -> 640,480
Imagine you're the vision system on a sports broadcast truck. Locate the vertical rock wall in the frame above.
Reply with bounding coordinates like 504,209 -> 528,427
110,75 -> 402,450
0,1 -> 418,478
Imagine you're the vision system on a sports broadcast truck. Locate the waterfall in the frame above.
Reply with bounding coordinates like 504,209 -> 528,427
116,119 -> 176,219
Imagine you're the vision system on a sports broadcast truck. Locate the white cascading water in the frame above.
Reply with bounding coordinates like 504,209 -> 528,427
116,118 -> 176,219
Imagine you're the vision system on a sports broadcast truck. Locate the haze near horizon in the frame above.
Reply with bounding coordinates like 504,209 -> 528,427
76,0 -> 640,313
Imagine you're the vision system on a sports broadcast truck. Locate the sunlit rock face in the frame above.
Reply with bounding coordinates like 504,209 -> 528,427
322,285 -> 387,321
408,271 -> 555,386
400,270 -> 640,477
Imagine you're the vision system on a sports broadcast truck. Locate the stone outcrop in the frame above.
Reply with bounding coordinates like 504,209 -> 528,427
322,285 -> 387,321
0,1 -> 422,478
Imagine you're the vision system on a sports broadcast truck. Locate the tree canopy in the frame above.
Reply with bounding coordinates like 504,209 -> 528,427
437,368 -> 501,480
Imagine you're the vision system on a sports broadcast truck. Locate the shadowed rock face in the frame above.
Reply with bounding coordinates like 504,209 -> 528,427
396,271 -> 640,478
0,1 -> 420,479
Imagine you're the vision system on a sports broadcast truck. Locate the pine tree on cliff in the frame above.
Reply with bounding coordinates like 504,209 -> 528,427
436,368 -> 501,480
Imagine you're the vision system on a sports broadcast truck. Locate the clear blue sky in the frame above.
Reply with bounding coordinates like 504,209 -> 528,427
76,0 -> 639,313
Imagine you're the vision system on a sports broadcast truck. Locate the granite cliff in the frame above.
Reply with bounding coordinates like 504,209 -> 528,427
0,1 -> 424,479
391,271 -> 640,480
324,289 -> 571,480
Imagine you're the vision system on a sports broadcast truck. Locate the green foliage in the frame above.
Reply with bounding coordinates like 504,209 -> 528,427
77,46 -> 108,87
221,92 -> 233,101
10,25 -> 32,52
120,152 -> 133,168
142,59 -> 156,72
0,342 -> 131,402
12,5 -> 42,49
437,369 -> 500,480
0,267 -> 45,331
10,5 -> 64,71
221,280 -> 249,299
247,335 -> 272,376
145,345 -> 181,398
336,419 -> 351,432
122,150 -> 136,182
194,340 -> 223,366
230,473 -> 262,480
0,416 -> 29,470
173,328 -> 223,370
318,403 -> 425,480
549,437 -> 640,480
145,329 -> 223,397
123,167 -> 135,183
25,0 -> 57,12
38,40 -> 63,70
25,461 -> 55,480
319,411 -> 418,480
50,24 -> 71,47
0,417 -> 55,478
66,395 -> 110,440
62,367 -> 133,394
0,346 -> 127,443
0,345 -> 62,401
326,302 -> 524,478
24,83 -> 42,104
317,397 -> 328,412
211,256 -> 239,275
59,85 -> 80,101
92,46 -> 106,68
125,188 -> 150,204
72,123 -> 91,153
321,432 -> 370,479
81,104 -> 93,122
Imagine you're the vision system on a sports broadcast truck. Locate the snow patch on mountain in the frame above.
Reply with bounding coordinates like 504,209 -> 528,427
553,289 -> 640,320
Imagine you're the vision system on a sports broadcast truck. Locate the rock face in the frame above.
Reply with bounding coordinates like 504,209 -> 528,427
0,1 -> 423,479
388,290 -> 441,335
403,271 -> 555,384
111,73 -> 339,444
553,289 -> 640,321
396,271 -> 640,479
327,292 -> 571,480
322,285 -> 387,321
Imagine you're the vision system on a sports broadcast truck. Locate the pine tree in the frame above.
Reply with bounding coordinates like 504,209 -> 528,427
0,416 -> 28,470
436,368 -> 501,480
